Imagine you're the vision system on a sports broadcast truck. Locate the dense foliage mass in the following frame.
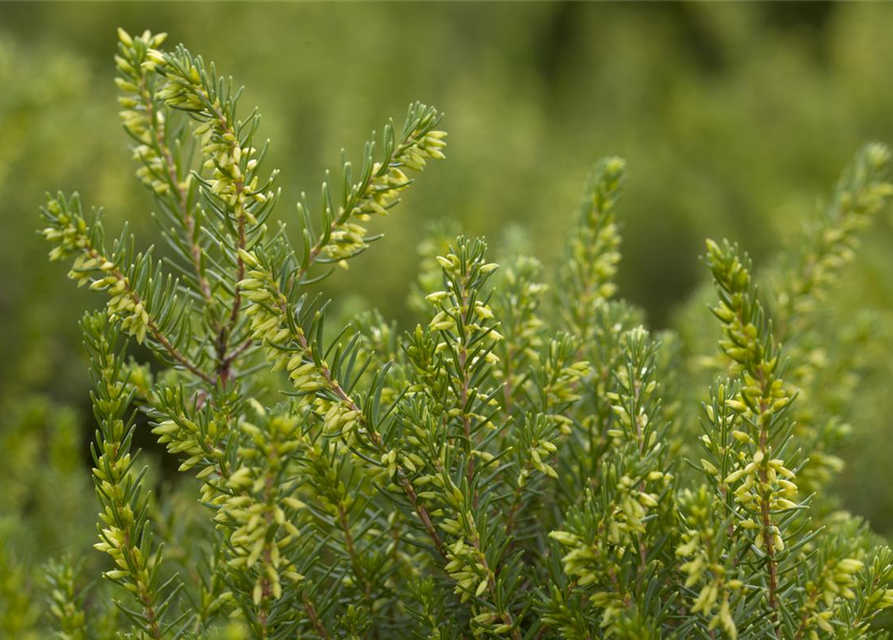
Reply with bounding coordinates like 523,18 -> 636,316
6,7 -> 893,555
21,29 -> 893,639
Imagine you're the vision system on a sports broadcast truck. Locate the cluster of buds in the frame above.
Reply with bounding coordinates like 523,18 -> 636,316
722,450 -> 798,551
404,325 -> 453,404
115,29 -> 173,196
84,315 -> 167,636
41,196 -> 88,262
604,329 -> 667,539
676,486 -> 740,640
606,330 -> 659,444
493,256 -> 548,402
43,196 -> 152,344
426,253 -> 501,339
282,353 -> 363,443
523,435 -> 558,483
608,474 -> 662,542
434,472 -> 516,637
444,536 -> 491,605
148,384 -> 230,480
149,55 -> 205,111
515,414 -> 560,486
553,474 -> 665,562
547,529 -> 597,586
197,130 -> 271,217
296,435 -> 348,517
217,405 -> 305,607
547,326 -> 670,633
705,239 -> 777,378
800,557 -> 864,635
152,416 -> 207,472
93,378 -> 141,582
90,264 -> 150,345
322,221 -> 372,263
549,474 -> 667,592
342,128 -> 446,222
539,337 -> 591,418
238,250 -> 365,442
319,128 -> 448,265
149,48 -> 274,220
706,240 -> 800,554
237,251 -> 290,352
421,245 -> 504,456
401,130 -> 447,171
561,157 -> 624,336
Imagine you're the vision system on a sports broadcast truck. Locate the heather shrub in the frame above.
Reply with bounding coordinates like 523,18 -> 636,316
28,28 -> 893,640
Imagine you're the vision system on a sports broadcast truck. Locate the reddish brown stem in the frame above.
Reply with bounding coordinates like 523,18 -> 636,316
139,77 -> 212,302
301,593 -> 331,640
287,319 -> 448,560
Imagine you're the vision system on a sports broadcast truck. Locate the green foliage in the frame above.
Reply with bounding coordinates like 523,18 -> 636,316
8,5 -> 893,537
45,558 -> 89,640
31,27 -> 893,640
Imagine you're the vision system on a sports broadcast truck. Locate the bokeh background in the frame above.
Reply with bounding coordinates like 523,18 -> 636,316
5,0 -> 893,625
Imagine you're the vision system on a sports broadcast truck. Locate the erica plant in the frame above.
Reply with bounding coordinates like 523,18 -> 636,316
38,29 -> 893,640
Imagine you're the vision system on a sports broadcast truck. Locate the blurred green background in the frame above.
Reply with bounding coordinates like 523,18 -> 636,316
4,0 -> 893,620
